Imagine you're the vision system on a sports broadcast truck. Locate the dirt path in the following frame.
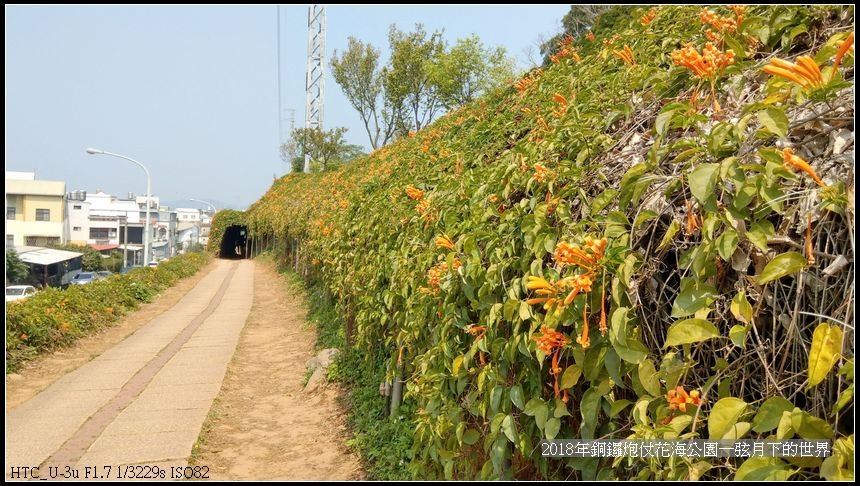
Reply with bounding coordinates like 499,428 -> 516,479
5,262 -> 216,411
190,261 -> 363,480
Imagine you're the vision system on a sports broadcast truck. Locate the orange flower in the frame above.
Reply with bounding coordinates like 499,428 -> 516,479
613,45 -> 635,66
554,239 -> 606,269
641,8 -> 656,26
782,148 -> 826,187
666,386 -> 703,412
672,42 -> 735,79
763,56 -> 823,89
427,261 -> 449,287
435,234 -> 455,250
416,198 -> 431,214
534,164 -> 551,183
576,302 -> 590,349
599,283 -> 608,336
586,31 -> 595,42
532,326 -> 570,355
685,200 -> 701,237
700,7 -> 737,33
405,185 -> 424,200
553,93 -> 568,106
532,326 -> 570,400
559,274 -> 593,306
831,31 -> 855,82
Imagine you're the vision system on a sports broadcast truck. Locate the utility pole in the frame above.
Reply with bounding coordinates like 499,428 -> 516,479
305,4 -> 326,173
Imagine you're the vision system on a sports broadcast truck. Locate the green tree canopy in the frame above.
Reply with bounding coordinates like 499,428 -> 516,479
281,127 -> 366,173
6,249 -> 30,284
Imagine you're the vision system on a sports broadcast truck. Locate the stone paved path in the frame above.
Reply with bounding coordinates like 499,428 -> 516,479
6,259 -> 254,480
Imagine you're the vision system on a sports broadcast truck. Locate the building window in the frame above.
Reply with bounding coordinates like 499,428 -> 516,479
6,234 -> 13,247
25,236 -> 38,246
73,226 -> 82,232
36,209 -> 51,221
89,228 -> 116,240
73,205 -> 82,210
6,207 -> 15,220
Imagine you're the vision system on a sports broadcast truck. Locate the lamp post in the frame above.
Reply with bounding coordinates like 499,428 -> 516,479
188,198 -> 216,251
86,148 -> 152,266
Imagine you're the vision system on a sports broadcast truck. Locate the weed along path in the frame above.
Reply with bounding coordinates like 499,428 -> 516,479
189,260 -> 362,480
5,258 -> 361,481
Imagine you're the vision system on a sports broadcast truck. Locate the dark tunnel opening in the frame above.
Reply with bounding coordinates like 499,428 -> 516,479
220,225 -> 249,259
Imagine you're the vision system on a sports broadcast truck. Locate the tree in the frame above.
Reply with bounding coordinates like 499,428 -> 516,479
383,24 -> 445,133
280,127 -> 365,173
431,35 -> 518,109
6,249 -> 30,284
541,5 -> 614,63
331,38 -> 398,150
49,243 -> 104,271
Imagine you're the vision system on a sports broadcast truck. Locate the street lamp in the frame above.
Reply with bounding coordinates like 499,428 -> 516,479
188,198 -> 216,251
85,148 -> 152,266
188,197 -> 216,214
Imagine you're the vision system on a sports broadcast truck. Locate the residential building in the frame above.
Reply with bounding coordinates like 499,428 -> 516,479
6,171 -> 67,249
64,190 -> 176,265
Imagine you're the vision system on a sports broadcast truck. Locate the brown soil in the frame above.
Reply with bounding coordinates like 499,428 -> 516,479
5,262 -> 216,411
189,260 -> 363,480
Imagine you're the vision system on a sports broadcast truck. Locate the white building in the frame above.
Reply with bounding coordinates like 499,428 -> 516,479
65,190 -> 175,265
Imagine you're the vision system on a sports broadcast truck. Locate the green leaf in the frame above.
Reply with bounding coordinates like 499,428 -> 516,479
790,408 -> 833,440
757,107 -> 789,138
463,429 -> 480,445
756,251 -> 807,285
545,417 -> 561,440
453,355 -> 465,375
609,306 -> 629,346
491,385 -> 503,413
658,220 -> 680,251
689,163 -> 719,208
501,414 -> 517,443
519,300 -> 532,321
776,411 -> 794,440
671,279 -> 717,317
730,290 -> 753,324
591,188 -> 617,215
735,457 -> 794,481
580,388 -> 601,440
834,383 -> 854,416
638,359 -> 661,397
715,229 -> 739,261
664,318 -> 720,348
614,337 -> 649,364
525,398 -> 548,430
610,399 -> 632,418
752,396 -> 794,433
510,384 -> 525,410
808,322 -> 843,388
820,435 -> 854,481
554,398 -> 570,418
560,365 -> 582,390
729,325 -> 748,348
747,220 -> 774,252
721,421 -> 751,440
708,397 -> 748,439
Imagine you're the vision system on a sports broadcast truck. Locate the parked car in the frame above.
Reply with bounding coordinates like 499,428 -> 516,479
96,271 -> 113,279
70,272 -> 97,285
6,285 -> 38,302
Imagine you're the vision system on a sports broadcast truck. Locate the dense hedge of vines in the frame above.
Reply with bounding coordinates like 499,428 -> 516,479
245,6 -> 854,480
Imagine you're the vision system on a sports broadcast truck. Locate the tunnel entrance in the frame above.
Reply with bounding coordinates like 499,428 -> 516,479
220,225 -> 249,259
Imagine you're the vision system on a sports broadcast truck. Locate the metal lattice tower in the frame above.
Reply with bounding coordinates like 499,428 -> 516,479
304,5 -> 326,173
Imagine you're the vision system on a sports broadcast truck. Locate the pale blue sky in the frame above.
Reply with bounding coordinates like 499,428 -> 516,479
5,5 -> 568,209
